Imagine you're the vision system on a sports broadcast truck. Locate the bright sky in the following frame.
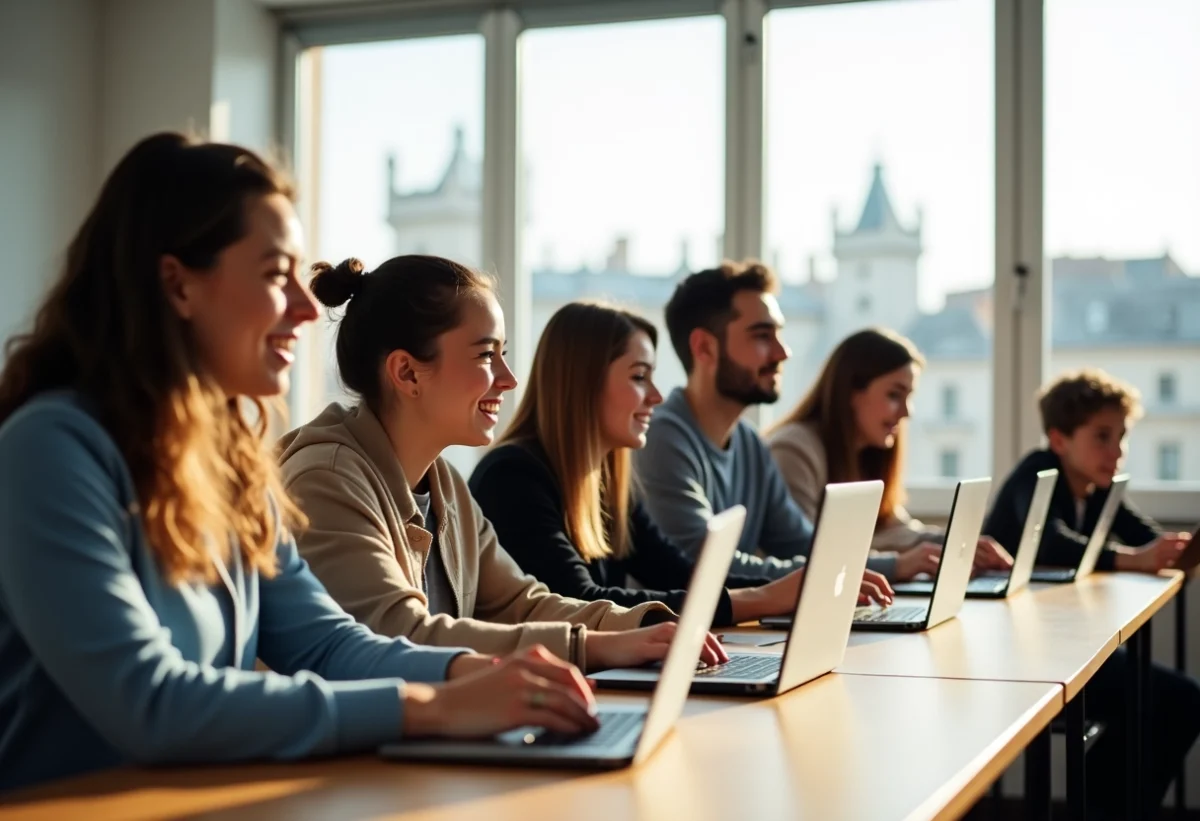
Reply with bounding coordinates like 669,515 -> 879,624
313,0 -> 1199,313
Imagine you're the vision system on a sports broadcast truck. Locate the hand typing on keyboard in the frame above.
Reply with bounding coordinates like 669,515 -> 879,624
854,605 -> 926,623
858,568 -> 896,607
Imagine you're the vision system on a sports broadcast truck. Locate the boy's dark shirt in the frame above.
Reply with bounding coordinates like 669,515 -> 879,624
982,448 -> 1160,571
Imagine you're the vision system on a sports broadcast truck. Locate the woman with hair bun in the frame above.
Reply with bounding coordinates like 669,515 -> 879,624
279,254 -> 725,675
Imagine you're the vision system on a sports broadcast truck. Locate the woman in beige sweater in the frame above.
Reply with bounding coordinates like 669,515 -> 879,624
279,255 -> 725,674
766,328 -> 1011,579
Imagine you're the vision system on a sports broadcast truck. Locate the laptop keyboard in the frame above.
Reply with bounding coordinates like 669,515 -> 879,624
854,605 -> 927,623
528,710 -> 642,747
694,653 -> 781,679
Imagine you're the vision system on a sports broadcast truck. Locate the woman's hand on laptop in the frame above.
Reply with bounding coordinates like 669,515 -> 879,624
587,624 -> 729,671
402,645 -> 599,738
972,537 -> 1014,574
858,569 -> 894,607
893,543 -> 942,582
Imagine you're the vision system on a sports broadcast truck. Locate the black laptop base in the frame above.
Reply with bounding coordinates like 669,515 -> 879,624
891,576 -> 1010,600
849,619 -> 928,633
1029,567 -> 1077,583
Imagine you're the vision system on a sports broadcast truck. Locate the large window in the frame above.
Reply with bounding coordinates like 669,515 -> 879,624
763,0 -> 994,484
519,17 -> 724,393
295,35 -> 485,473
1045,0 -> 1200,485
282,0 -> 1199,523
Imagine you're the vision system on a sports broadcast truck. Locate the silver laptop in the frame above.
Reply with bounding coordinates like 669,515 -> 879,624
1030,474 -> 1129,583
378,505 -> 746,770
592,481 -> 883,697
892,469 -> 1057,600
850,477 -> 992,632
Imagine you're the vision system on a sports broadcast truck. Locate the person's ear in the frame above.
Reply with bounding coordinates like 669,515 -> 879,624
160,255 -> 197,320
384,349 -> 423,399
1046,428 -> 1069,456
689,327 -> 720,371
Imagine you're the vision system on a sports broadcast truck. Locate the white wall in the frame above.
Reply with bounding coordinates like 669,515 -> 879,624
102,0 -> 278,171
0,0 -> 282,357
0,0 -> 100,348
213,0 -> 278,152
101,0 -> 216,172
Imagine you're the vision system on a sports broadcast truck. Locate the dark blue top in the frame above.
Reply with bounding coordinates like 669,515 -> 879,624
0,392 -> 468,791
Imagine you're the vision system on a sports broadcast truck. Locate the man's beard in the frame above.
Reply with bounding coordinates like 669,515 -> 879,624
715,350 -> 781,406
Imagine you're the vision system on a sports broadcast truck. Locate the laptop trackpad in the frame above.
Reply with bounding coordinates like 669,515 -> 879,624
589,666 -> 662,683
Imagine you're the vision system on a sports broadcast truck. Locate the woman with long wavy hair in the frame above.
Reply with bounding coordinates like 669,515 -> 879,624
0,133 -> 598,792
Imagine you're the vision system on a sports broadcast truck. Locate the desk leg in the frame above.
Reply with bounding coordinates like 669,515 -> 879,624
1127,628 -> 1146,820
1024,725 -> 1052,821
1141,620 -> 1155,818
1067,692 -> 1087,821
1175,581 -> 1187,812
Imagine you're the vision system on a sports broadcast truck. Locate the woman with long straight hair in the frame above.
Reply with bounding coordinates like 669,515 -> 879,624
0,134 -> 598,792
469,302 -> 893,626
766,327 -> 1011,575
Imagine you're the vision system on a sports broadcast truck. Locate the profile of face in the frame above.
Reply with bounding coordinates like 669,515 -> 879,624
162,193 -> 318,398
600,330 -> 663,451
1048,406 -> 1127,488
712,290 -> 791,406
850,363 -> 919,450
397,291 -> 517,449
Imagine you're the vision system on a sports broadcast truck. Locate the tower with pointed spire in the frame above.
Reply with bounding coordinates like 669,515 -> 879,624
386,125 -> 482,266
827,163 -> 922,338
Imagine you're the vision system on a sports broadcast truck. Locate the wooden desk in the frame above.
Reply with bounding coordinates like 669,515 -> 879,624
1062,571 -> 1182,642
730,573 -> 1181,820
0,676 -> 1060,821
835,585 -> 1119,700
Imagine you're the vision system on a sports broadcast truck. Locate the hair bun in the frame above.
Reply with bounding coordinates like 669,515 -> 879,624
310,257 -> 366,308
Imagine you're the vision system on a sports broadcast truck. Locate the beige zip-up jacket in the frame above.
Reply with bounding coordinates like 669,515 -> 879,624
278,403 -> 668,666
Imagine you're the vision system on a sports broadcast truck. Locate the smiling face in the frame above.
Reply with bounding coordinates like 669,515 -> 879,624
413,291 -> 517,448
600,330 -> 663,451
850,362 -> 919,450
713,289 -> 791,406
163,193 -> 318,398
1048,406 -> 1128,489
